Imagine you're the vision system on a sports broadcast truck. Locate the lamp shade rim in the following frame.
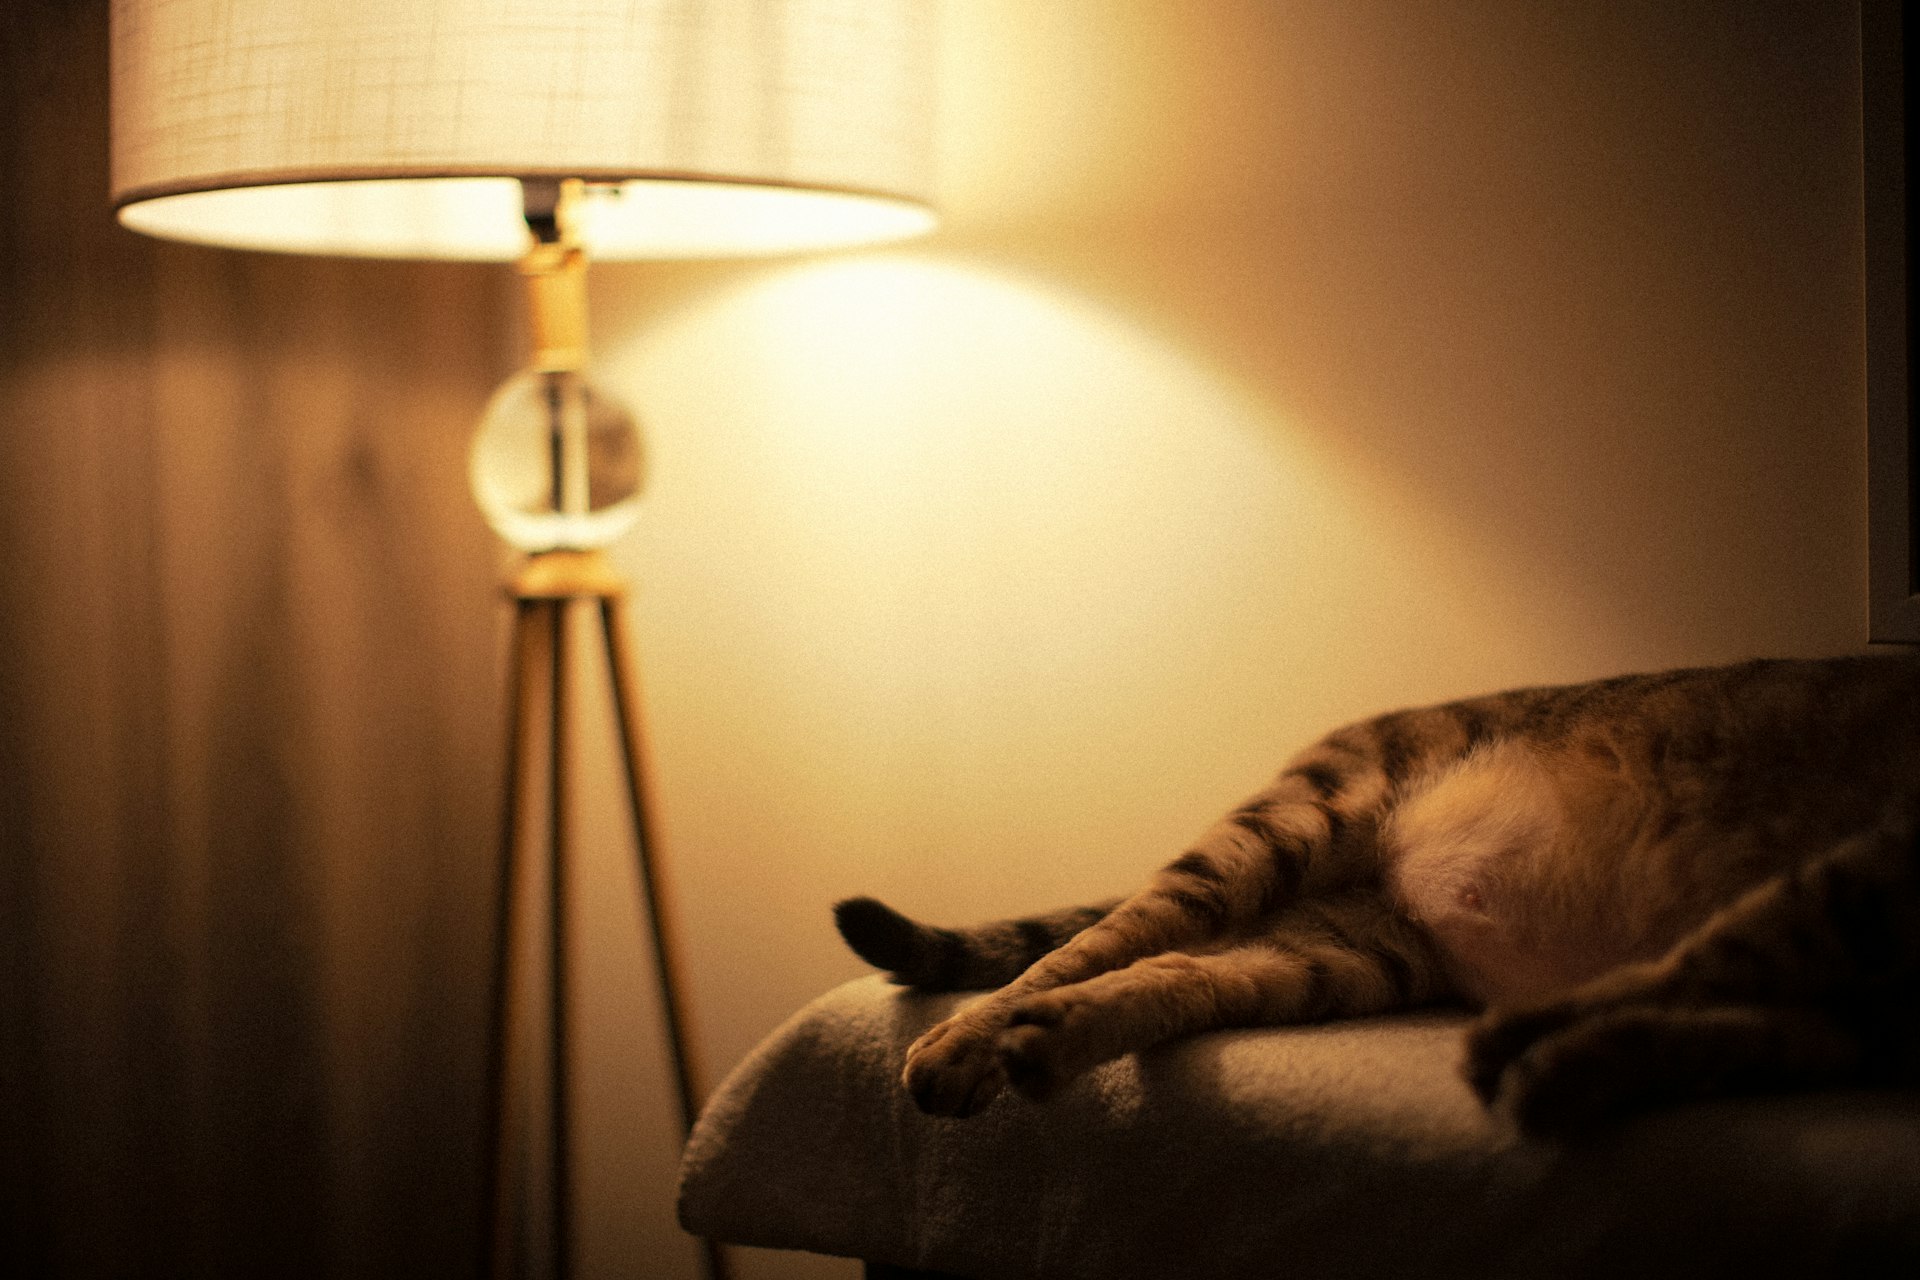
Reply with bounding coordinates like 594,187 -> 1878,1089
113,170 -> 939,261
111,166 -> 934,218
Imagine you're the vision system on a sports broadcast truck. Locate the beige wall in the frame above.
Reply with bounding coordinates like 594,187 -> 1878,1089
558,2 -> 1873,1276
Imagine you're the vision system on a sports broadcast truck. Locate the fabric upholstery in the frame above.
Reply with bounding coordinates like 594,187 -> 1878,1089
679,976 -> 1920,1278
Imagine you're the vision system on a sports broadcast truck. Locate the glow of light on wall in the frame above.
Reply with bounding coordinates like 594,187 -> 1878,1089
595,253 -> 1587,908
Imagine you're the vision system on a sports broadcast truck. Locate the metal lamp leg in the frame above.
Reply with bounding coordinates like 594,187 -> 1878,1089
480,553 -> 730,1280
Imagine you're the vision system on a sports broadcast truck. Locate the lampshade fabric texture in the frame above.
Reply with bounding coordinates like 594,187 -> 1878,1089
110,0 -> 937,259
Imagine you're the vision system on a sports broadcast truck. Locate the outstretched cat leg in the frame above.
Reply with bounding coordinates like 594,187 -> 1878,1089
899,765 -> 1373,1116
997,900 -> 1445,1100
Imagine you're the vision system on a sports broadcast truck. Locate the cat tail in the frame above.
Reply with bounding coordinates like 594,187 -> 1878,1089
833,896 -> 1121,992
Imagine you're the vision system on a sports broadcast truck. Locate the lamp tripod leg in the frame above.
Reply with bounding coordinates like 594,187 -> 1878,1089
547,598 -> 576,1280
482,598 -> 552,1280
598,596 -> 733,1280
484,567 -> 730,1280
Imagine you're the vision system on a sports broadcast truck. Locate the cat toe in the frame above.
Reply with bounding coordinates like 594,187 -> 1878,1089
1497,1054 -> 1615,1138
902,1053 -> 1005,1117
947,1069 -> 1007,1118
1492,1020 -> 1659,1138
902,1023 -> 1006,1117
1462,1018 -> 1532,1105
997,1023 -> 1062,1099
1462,1003 -> 1582,1106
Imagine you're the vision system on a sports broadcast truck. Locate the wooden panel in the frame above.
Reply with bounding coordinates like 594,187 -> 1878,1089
0,2 -> 512,1273
1864,0 -> 1920,643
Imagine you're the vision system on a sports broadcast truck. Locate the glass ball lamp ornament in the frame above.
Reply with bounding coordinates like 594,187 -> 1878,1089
469,185 -> 645,557
469,366 -> 646,553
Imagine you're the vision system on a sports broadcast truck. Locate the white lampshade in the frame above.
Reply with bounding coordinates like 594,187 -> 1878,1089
109,0 -> 938,260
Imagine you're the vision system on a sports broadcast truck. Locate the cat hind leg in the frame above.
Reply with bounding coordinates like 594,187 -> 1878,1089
994,948 -> 1289,1100
997,904 -> 1441,1101
896,765 -> 1376,1117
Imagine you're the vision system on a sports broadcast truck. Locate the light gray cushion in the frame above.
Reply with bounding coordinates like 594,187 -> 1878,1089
678,976 -> 1920,1279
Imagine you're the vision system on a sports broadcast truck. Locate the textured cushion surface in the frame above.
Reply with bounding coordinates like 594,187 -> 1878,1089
678,976 -> 1920,1279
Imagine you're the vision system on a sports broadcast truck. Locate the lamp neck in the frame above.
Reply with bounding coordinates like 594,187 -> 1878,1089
520,179 -> 590,373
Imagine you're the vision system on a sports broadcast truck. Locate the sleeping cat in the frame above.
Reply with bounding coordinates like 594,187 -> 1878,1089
834,655 -> 1920,1135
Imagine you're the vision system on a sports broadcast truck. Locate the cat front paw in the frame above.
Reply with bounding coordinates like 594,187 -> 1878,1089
1486,1016 -> 1661,1137
996,991 -> 1099,1101
1461,1000 -> 1583,1107
1475,1006 -> 1703,1137
902,1016 -> 1007,1118
997,1010 -> 1067,1100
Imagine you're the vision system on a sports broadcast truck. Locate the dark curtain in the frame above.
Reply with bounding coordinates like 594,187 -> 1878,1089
1,2 -> 511,1274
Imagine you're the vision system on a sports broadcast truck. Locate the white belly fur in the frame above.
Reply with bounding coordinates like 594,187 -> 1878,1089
1383,740 -> 1626,1006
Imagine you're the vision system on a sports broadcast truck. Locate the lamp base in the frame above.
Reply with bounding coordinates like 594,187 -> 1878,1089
480,547 -> 729,1280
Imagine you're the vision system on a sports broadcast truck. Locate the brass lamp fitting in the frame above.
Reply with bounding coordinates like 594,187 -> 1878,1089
520,179 -> 590,373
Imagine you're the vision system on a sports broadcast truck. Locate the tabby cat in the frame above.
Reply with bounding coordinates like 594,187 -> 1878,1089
834,655 -> 1920,1135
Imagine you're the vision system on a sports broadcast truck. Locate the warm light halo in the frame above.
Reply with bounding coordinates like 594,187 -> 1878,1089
116,176 -> 937,262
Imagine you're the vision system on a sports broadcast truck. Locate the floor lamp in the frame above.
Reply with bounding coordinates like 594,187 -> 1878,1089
109,4 -> 937,1278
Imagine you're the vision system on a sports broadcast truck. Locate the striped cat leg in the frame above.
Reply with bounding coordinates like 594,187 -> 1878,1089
995,899 -> 1446,1100
901,770 -> 1367,1116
